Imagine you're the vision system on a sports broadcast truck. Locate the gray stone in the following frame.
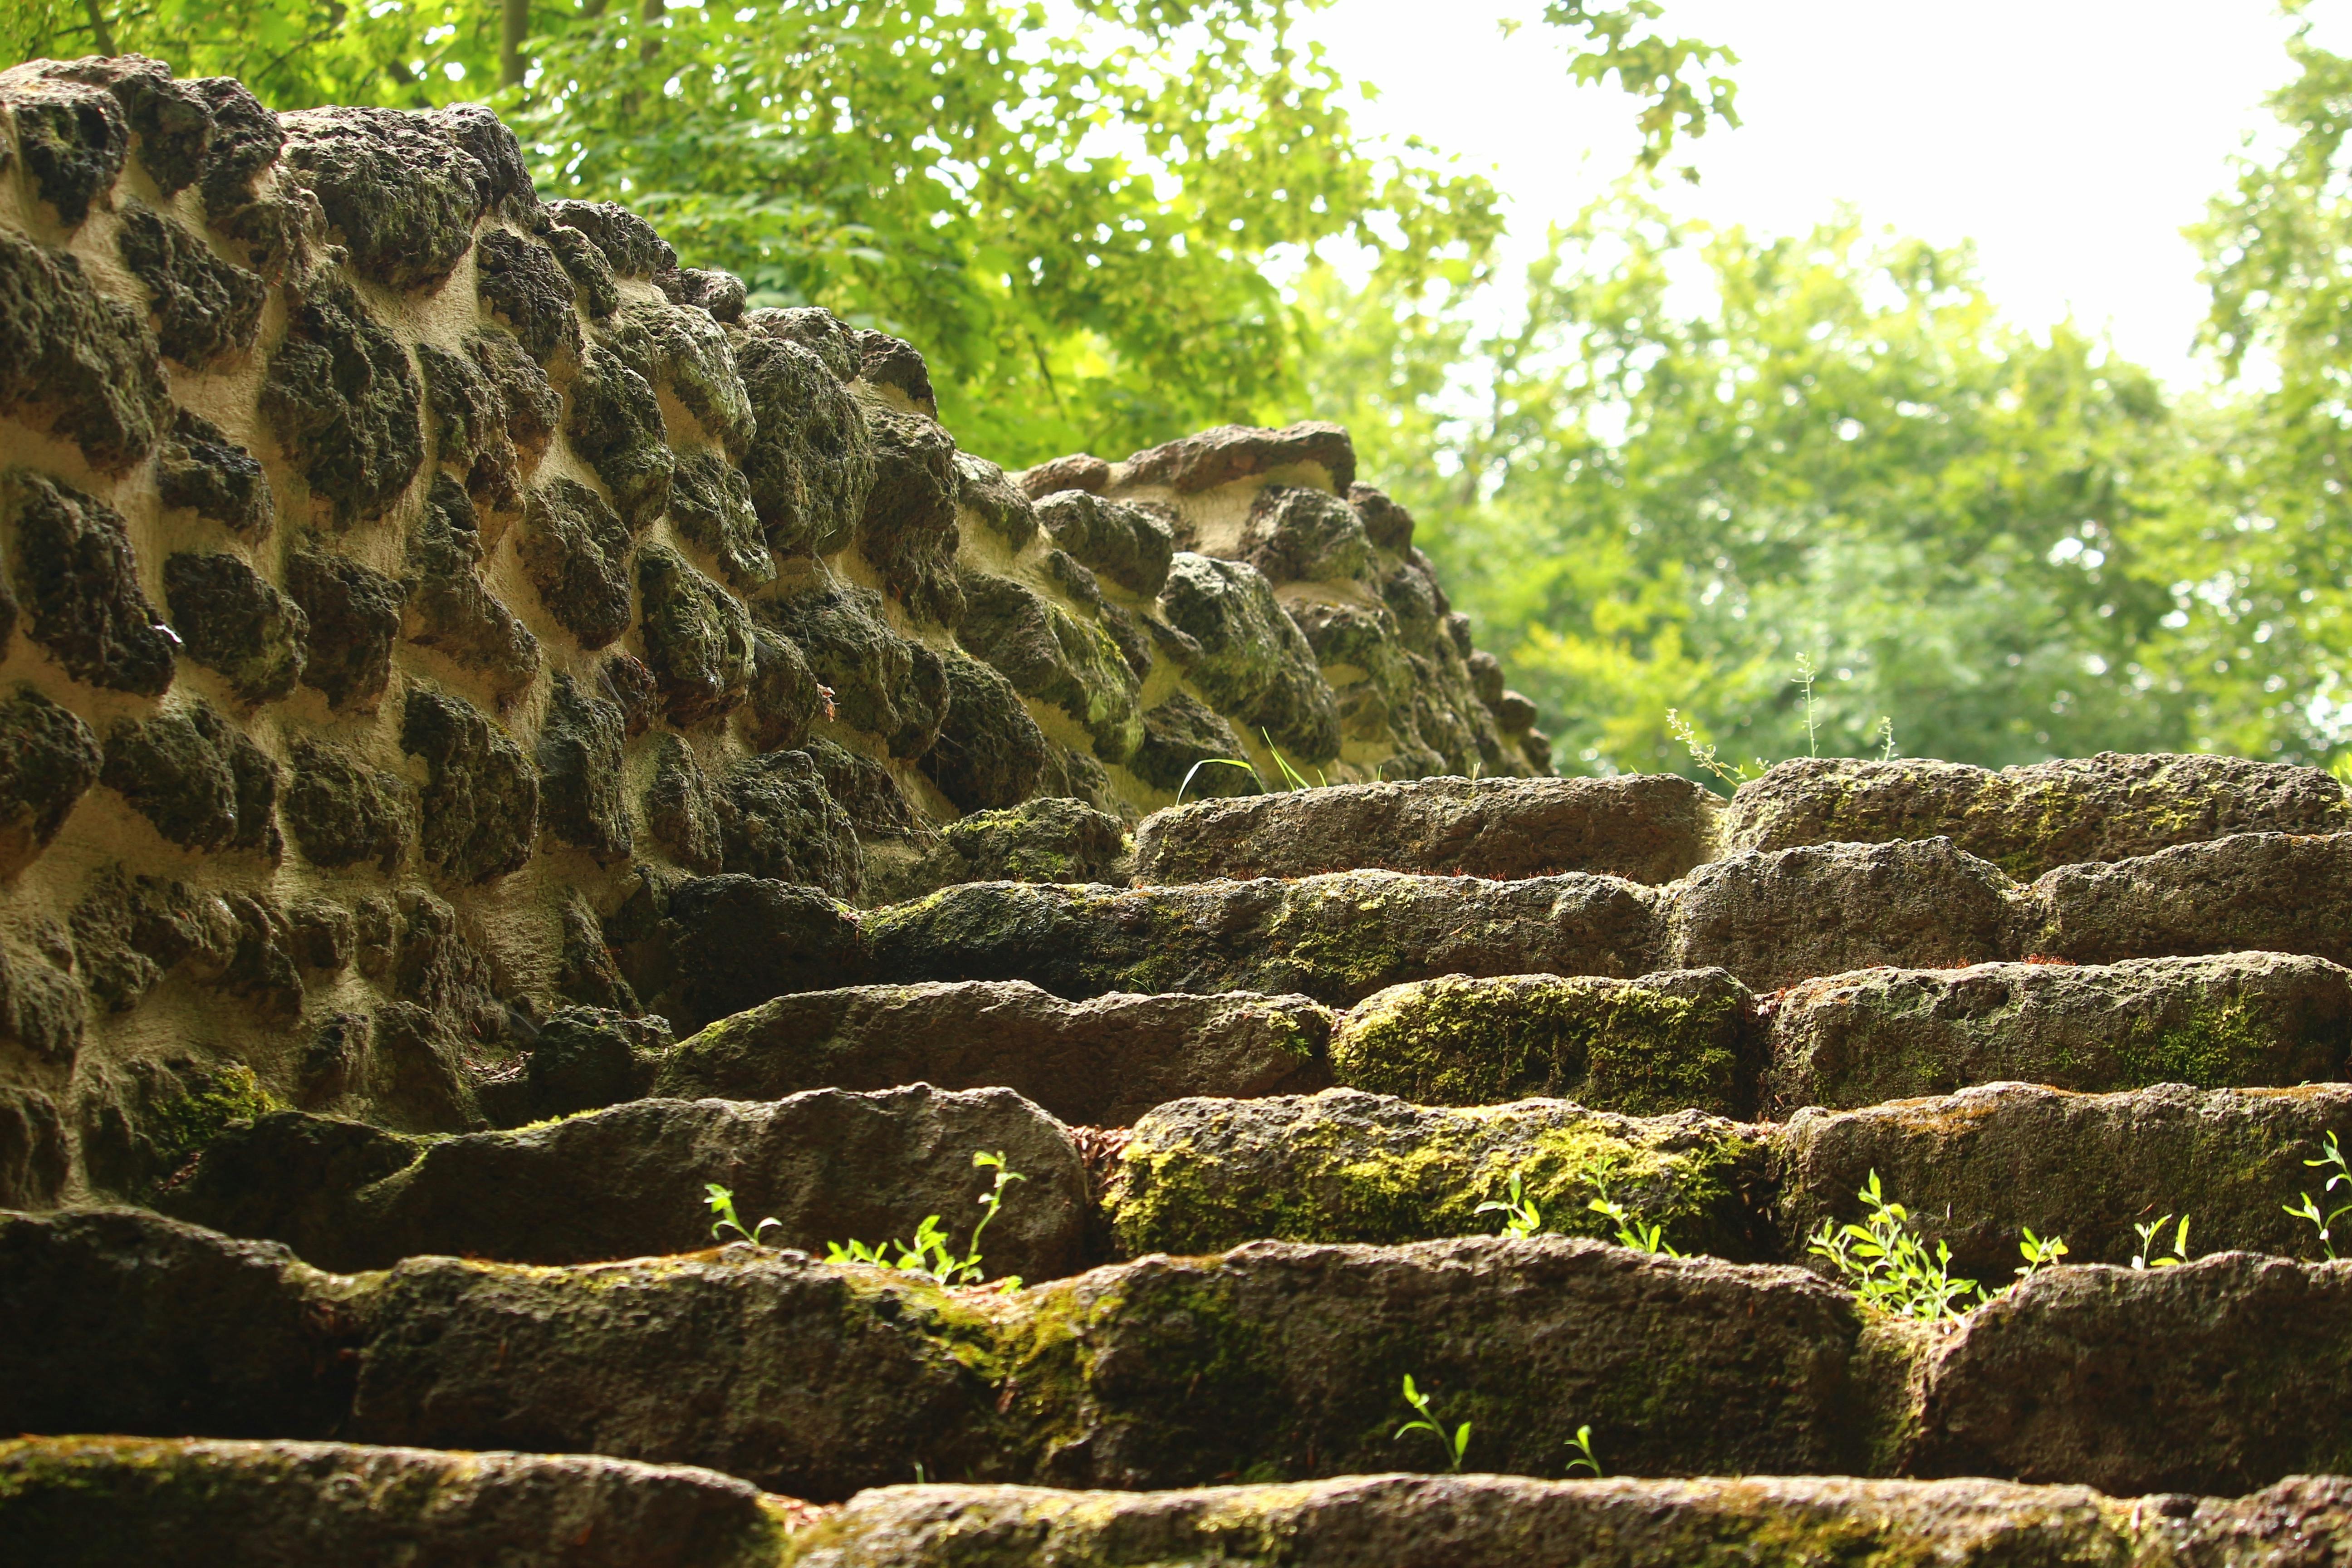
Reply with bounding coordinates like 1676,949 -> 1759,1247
0,1086 -> 68,1208
1034,489 -> 1176,598
400,687 -> 538,884
285,543 -> 404,711
543,222 -> 620,317
163,550 -> 308,704
1776,1082 -> 2352,1286
547,199 -> 677,277
644,734 -> 723,872
5,470 -> 176,696
157,410 -> 273,535
1331,969 -> 1758,1117
400,476 -> 539,701
1240,484 -> 1374,583
859,407 -> 963,626
536,671 -> 632,862
1763,953 -> 2352,1115
2029,832 -> 2352,967
716,749 -> 861,897
854,328 -> 936,412
1017,451 -> 1112,500
953,451 -> 1038,548
0,69 -> 126,225
278,106 -> 492,290
0,1436 -> 793,1568
733,324 -> 873,557
917,649 -> 1049,812
743,305 -> 860,380
0,924 -> 84,1064
519,475 -> 635,650
659,980 -> 1331,1127
191,75 -> 283,216
413,339 -> 524,540
467,328 -> 561,461
1662,840 -> 2018,992
472,226 -> 585,370
668,447 -> 772,589
1723,753 -> 2352,879
955,567 -> 1142,762
100,702 -> 279,857
0,230 -> 171,472
1348,481 -> 1416,551
1136,774 -> 1718,886
116,201 -> 265,367
933,797 -> 1127,886
740,628 -> 825,751
1129,691 -> 1258,798
363,1000 -> 481,1133
567,343 -> 674,533
516,1006 -> 668,1120
554,893 -> 641,1014
1157,553 -> 1340,764
636,545 -> 754,726
261,272 -> 423,525
1122,420 -> 1356,494
865,870 -> 1659,1007
622,872 -> 867,1032
660,265 -> 748,322
762,583 -> 946,759
602,296 -> 753,460
77,1054 -> 281,1196
26,58 -> 206,196
0,685 -> 102,874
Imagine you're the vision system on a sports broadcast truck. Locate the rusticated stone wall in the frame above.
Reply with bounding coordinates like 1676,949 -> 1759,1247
0,56 -> 1548,1203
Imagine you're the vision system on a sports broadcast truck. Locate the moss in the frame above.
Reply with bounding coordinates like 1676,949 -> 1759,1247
146,1063 -> 280,1175
2120,1001 -> 2269,1090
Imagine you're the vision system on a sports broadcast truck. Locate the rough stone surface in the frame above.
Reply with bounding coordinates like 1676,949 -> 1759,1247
917,650 -> 1050,812
1123,421 -> 1357,495
0,69 -> 128,225
473,226 -> 585,370
740,629 -> 826,752
400,686 -> 539,884
670,446 -> 773,588
1240,484 -> 1374,583
261,272 -> 423,525
1110,1089 -> 1772,1261
0,1086 -> 69,1207
414,339 -> 525,537
28,57 -> 211,197
928,797 -> 1129,888
1332,969 -> 1758,1117
1662,840 -> 2017,992
763,584 -> 946,760
284,543 -> 404,711
163,550 -> 307,704
1778,1082 -> 2352,1285
865,871 -> 1659,1007
0,230 -> 171,472
537,671 -> 632,862
1727,753 -> 2352,879
637,545 -> 755,726
603,296 -> 754,460
161,1084 -> 1088,1280
619,873 -> 867,1032
1157,553 -> 1340,764
0,1436 -> 794,1568
100,702 -> 280,856
1763,953 -> 2352,1115
859,407 -> 964,626
658,980 -> 1333,1127
717,749 -> 862,897
645,734 -> 723,872
956,567 -> 1142,763
0,684 -> 102,873
735,321 -> 873,556
549,200 -> 678,278
400,477 -> 540,701
568,343 -> 675,534
2029,832 -> 2352,967
544,223 -> 620,318
278,107 -> 493,290
1017,452 -> 1112,500
1348,482 -> 1416,551
953,451 -> 1039,548
0,925 -> 85,1065
5,470 -> 177,696
1137,775 -> 1718,886
662,265 -> 749,321
1129,691 -> 1258,798
1035,489 -> 1176,598
1908,1253 -> 2352,1494
116,201 -> 266,367
157,410 -> 273,535
519,475 -> 635,650
279,738 -> 414,870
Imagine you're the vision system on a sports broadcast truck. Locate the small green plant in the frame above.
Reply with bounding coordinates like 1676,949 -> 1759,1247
706,1183 -> 783,1246
1394,1374 -> 1471,1473
2131,1213 -> 2192,1270
1175,756 -> 1264,804
1666,708 -> 1762,789
1875,714 -> 1898,760
824,1152 -> 1027,1290
1808,1171 -> 1985,1323
1588,1185 -> 1680,1256
1476,1170 -> 1546,1239
2285,1131 -> 2352,1259
1259,728 -> 1324,791
2016,1227 -> 2070,1281
1564,1424 -> 1602,1478
1793,652 -> 1820,757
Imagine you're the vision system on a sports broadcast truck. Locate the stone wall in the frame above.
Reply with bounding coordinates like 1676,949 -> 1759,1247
0,57 -> 1548,1203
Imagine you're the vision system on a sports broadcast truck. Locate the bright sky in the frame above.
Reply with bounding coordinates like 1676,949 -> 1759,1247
1299,0 -> 2336,389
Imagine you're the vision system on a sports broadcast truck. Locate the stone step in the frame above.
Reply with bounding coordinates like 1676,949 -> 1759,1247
0,1436 -> 803,1568
850,834 -> 2352,1010
10,1442 -> 2352,1568
1111,1083 -> 2352,1283
145,1085 -> 1089,1278
9,1209 -> 2352,1500
1123,754 -> 2349,891
650,981 -> 1334,1127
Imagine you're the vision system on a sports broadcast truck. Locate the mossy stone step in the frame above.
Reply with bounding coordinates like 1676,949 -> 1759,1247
12,1209 -> 2352,1500
0,1436 -> 799,1568
150,1085 -> 1089,1277
1131,774 -> 1718,886
652,981 -> 1333,1127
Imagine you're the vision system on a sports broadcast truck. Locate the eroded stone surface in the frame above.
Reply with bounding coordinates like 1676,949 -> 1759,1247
956,567 -> 1142,763
716,749 -> 861,897
2029,832 -> 2352,967
1129,691 -> 1256,799
279,106 -> 492,291
0,230 -> 170,472
658,980 -> 1332,1127
399,687 -> 538,884
859,406 -> 963,626
549,200 -> 677,277
764,583 -> 945,759
157,410 -> 273,535
519,475 -> 635,650
568,343 -> 674,533
116,201 -> 266,368
164,551 -> 308,704
473,226 -> 585,370
917,649 -> 1049,813
617,873 -> 867,1032
1035,489 -> 1175,598
100,702 -> 280,856
285,543 -> 404,711
5,470 -> 177,696
0,67 -> 128,225
400,477 -> 539,701
735,320 -> 873,556
637,545 -> 754,726
0,1086 -> 69,1206
261,272 -> 423,525
603,296 -> 753,461
1240,484 -> 1373,583
670,447 -> 772,589
1157,553 -> 1338,764
537,671 -> 632,862
1123,421 -> 1357,495
0,685 -> 102,874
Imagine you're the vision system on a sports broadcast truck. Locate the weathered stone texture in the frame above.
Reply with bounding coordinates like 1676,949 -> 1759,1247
5,470 -> 178,696
278,107 -> 492,291
157,410 -> 274,535
1123,421 -> 1357,495
400,687 -> 538,884
637,545 -> 754,726
116,201 -> 266,367
163,551 -> 308,704
0,230 -> 171,471
519,475 -> 635,649
1157,553 -> 1339,764
285,543 -> 404,711
0,685 -> 102,873
2029,831 -> 2352,966
261,273 -> 423,524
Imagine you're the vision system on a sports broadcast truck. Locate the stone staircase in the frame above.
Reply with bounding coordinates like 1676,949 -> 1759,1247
5,55 -> 2352,1564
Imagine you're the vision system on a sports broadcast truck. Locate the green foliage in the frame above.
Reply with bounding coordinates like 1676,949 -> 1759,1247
1174,757 -> 1264,804
1807,1171 -> 1985,1323
2285,1132 -> 2352,1260
825,1150 -> 1027,1290
1587,1184 -> 1678,1256
1563,1422 -> 1603,1478
1474,1169 -> 1544,1239
705,1182 -> 782,1247
1393,1373 -> 1471,1473
2129,1213 -> 2193,1271
2016,1227 -> 2070,1281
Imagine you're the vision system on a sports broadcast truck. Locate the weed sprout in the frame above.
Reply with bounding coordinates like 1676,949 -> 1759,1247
1564,1424 -> 1603,1478
2130,1213 -> 2192,1270
1394,1374 -> 1471,1473
823,1151 -> 1028,1291
706,1183 -> 783,1246
2285,1132 -> 2352,1259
